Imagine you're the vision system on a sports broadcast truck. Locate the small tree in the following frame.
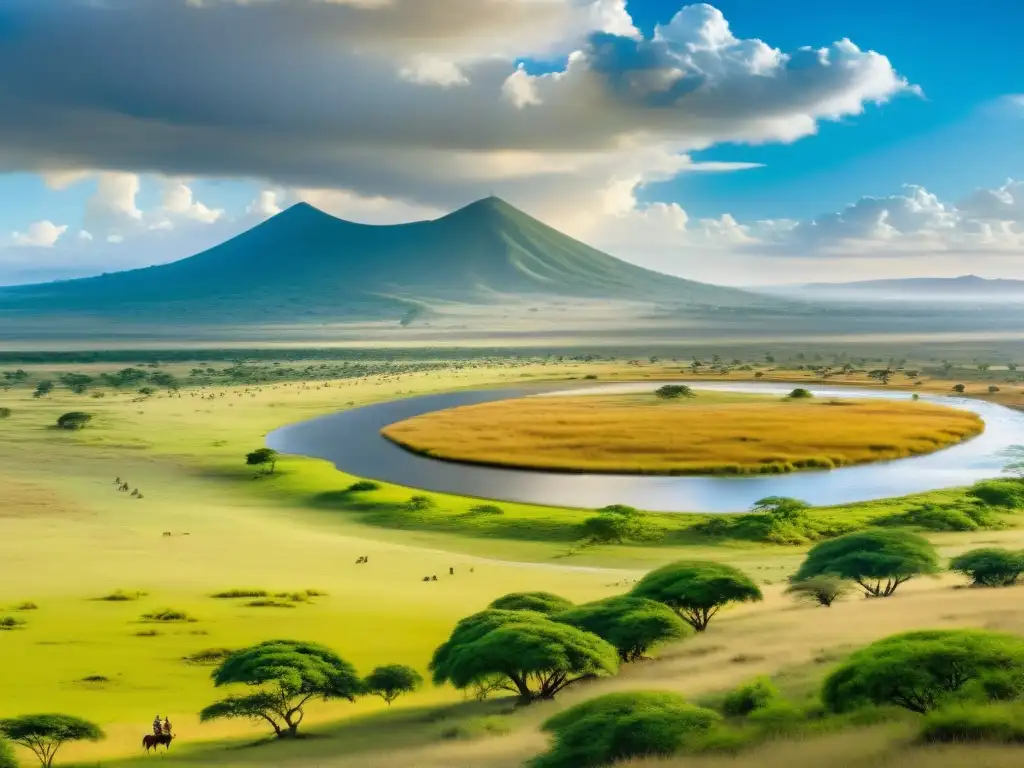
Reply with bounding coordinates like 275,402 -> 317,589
952,384 -> 966,394
556,596 -> 688,662
489,592 -> 574,615
793,529 -> 939,598
429,609 -> 617,702
200,639 -> 362,737
0,714 -> 104,767
0,408 -> 11,419
363,664 -> 422,706
32,381 -> 54,398
245,447 -> 278,475
654,384 -> 695,399
751,496 -> 809,521
785,574 -> 853,607
531,691 -> 720,768
630,561 -> 763,631
949,548 -> 1024,587
822,629 -> 1024,714
787,388 -> 813,399
55,412 -> 92,431
581,506 -> 661,546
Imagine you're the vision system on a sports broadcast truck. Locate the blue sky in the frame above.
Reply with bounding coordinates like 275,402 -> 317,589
0,0 -> 1021,285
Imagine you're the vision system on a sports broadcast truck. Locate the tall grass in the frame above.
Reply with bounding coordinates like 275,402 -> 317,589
383,394 -> 984,475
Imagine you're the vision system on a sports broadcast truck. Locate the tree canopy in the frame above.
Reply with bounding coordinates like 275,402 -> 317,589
630,560 -> 762,631
531,691 -> 720,768
580,507 -> 661,546
0,714 -> 104,768
555,596 -> 688,662
200,639 -> 362,737
55,412 -> 92,430
822,629 -> 1024,715
429,609 -> 618,701
0,737 -> 14,768
949,548 -> 1024,587
488,592 -> 574,615
793,529 -> 939,597
655,385 -> 695,399
363,664 -> 422,706
245,448 -> 279,475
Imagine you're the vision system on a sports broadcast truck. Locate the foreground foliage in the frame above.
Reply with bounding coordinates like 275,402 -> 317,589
823,629 -> 1024,715
919,702 -> 1024,744
488,592 -> 574,615
630,561 -> 763,631
531,691 -> 720,768
200,640 -> 362,738
429,609 -> 618,701
0,714 -> 104,767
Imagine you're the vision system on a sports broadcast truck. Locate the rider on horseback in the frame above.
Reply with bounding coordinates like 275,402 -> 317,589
153,715 -> 162,736
163,717 -> 172,736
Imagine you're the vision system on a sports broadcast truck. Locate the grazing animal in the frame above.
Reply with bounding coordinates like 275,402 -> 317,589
142,733 -> 174,753
162,532 -> 172,537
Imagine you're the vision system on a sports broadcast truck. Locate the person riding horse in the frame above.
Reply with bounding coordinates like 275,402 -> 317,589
153,715 -> 162,736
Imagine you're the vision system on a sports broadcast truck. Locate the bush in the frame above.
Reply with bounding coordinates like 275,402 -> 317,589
405,495 -> 435,511
183,648 -> 235,665
97,589 -> 146,602
785,575 -> 852,607
469,504 -> 504,516
655,385 -> 695,399
531,691 -> 721,768
949,548 -> 1024,587
555,596 -> 688,662
245,599 -> 296,608
822,629 -> 1024,714
0,617 -> 24,630
787,388 -> 813,399
488,592 -> 574,615
14,601 -> 38,611
580,510 -> 662,546
0,408 -> 11,419
722,677 -> 781,717
631,561 -> 763,631
141,609 -> 195,622
968,480 -> 1024,509
211,588 -> 268,599
346,480 -> 380,493
0,736 -> 14,768
878,503 -> 982,532
919,702 -> 1024,744
56,411 -> 92,430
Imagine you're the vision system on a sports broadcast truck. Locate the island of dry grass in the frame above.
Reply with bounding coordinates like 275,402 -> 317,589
382,392 -> 984,475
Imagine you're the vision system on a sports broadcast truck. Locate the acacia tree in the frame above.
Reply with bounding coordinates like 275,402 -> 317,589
555,596 -> 688,662
55,412 -> 92,431
245,448 -> 279,475
822,629 -> 1024,714
0,714 -> 104,767
200,640 -> 362,737
363,664 -> 423,705
949,548 -> 1024,587
429,609 -> 617,702
630,561 -> 763,631
793,529 -> 940,598
785,575 -> 853,607
489,592 -> 574,615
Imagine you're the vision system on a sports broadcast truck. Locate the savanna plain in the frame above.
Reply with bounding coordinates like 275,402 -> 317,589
2,348 -> 1024,768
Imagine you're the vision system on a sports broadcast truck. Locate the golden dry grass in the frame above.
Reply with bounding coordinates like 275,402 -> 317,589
382,392 -> 984,474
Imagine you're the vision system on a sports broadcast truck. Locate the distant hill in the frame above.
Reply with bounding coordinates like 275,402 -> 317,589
0,197 -> 767,326
759,275 -> 1024,303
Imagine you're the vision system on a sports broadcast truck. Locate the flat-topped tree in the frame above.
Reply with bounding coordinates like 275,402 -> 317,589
949,548 -> 1024,587
429,609 -> 617,702
489,592 -> 574,615
630,561 -> 762,631
794,529 -> 939,598
555,596 -> 688,662
200,640 -> 362,738
0,714 -> 104,767
245,447 -> 279,475
363,664 -> 422,706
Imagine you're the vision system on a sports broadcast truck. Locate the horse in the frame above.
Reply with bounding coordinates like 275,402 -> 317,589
142,733 -> 174,753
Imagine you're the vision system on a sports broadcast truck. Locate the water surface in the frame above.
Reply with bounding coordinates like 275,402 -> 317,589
267,382 -> 1023,513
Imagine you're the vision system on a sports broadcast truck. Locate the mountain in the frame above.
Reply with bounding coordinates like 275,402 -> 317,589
0,197 -> 767,326
758,275 -> 1024,303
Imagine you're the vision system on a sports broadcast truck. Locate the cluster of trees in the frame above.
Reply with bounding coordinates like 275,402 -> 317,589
198,640 -> 422,738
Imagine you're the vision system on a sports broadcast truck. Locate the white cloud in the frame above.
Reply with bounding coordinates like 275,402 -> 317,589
293,188 -> 446,223
160,180 -> 225,224
11,220 -> 68,247
77,230 -> 93,242
246,189 -> 284,218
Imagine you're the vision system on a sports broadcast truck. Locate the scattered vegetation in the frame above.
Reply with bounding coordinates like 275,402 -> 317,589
362,664 -> 423,706
488,592 -> 574,615
631,561 -> 763,631
96,590 -> 146,602
555,596 -> 688,662
949,548 -> 1024,586
183,648 -> 235,666
55,411 -> 92,430
0,617 -> 25,631
140,609 -> 196,622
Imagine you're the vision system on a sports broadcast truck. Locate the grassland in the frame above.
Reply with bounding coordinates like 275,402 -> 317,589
0,354 -> 1021,766
382,391 -> 984,475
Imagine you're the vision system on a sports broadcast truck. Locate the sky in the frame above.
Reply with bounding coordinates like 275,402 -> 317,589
0,0 -> 1021,286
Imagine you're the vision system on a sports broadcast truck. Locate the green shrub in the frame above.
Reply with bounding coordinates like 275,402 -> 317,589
745,701 -> 807,734
0,617 -> 24,630
211,588 -> 268,599
97,589 -> 146,602
14,601 -> 38,611
0,736 -> 15,768
822,629 -> 1024,714
56,411 -> 92,430
531,691 -> 720,768
949,548 -> 1024,587
655,385 -> 695,399
0,407 -> 11,419
346,480 -> 380,493
968,480 -> 1024,509
469,504 -> 504,516
245,599 -> 296,608
878,504 -> 982,532
919,702 -> 1024,744
787,388 -> 813,399
141,609 -> 195,622
722,677 -> 781,717
405,495 -> 435,511
488,592 -> 574,615
183,648 -> 235,665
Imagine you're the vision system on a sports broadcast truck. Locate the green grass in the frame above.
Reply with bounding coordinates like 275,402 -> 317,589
0,360 -> 1021,766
